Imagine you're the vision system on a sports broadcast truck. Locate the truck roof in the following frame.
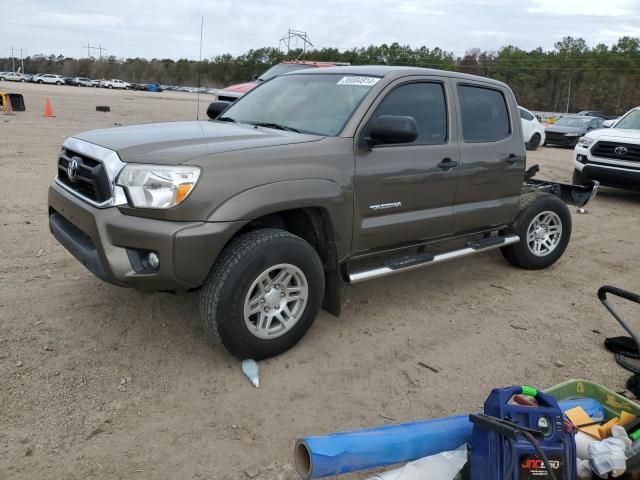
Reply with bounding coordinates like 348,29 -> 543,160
291,65 -> 510,88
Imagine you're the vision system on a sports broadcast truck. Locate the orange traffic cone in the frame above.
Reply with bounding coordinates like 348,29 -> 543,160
3,95 -> 15,116
43,97 -> 55,118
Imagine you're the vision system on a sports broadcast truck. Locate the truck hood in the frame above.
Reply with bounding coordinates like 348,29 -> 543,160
73,121 -> 322,164
583,128 -> 640,142
545,124 -> 587,134
222,82 -> 257,94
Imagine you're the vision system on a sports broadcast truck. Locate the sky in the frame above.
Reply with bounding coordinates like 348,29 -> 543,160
2,0 -> 639,60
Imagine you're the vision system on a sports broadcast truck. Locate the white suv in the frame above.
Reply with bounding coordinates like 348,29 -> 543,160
573,107 -> 640,191
519,106 -> 546,151
35,74 -> 65,85
100,79 -> 130,89
0,72 -> 26,82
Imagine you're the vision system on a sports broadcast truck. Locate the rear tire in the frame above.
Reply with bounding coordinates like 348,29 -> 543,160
526,133 -> 541,151
38,80 -> 43,84
200,228 -> 325,359
501,192 -> 572,270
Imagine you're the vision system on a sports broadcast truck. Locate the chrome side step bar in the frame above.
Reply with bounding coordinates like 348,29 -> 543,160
347,235 -> 520,284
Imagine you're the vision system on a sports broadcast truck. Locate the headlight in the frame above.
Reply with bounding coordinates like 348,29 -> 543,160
564,132 -> 582,137
116,164 -> 201,209
577,136 -> 595,147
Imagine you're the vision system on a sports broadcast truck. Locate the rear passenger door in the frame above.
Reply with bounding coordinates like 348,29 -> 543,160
451,82 -> 525,233
353,78 -> 460,254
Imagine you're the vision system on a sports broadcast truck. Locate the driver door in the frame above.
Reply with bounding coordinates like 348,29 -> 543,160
352,78 -> 460,254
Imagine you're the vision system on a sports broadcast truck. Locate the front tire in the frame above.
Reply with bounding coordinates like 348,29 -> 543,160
200,228 -> 325,359
501,192 -> 572,270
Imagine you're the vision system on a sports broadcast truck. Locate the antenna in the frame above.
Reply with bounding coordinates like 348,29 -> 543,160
196,16 -> 204,121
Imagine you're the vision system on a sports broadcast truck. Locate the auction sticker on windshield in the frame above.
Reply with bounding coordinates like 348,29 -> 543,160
337,76 -> 380,86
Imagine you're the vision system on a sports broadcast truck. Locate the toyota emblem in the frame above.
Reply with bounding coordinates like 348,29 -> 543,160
614,146 -> 628,156
67,158 -> 79,181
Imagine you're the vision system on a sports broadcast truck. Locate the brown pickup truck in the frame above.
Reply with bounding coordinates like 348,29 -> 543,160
48,66 -> 598,359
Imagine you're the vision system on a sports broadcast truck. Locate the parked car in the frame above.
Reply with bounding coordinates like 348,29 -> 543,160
0,72 -> 27,82
100,79 -> 130,89
519,106 -> 546,151
544,115 -> 604,147
48,66 -> 598,359
73,77 -> 93,87
215,60 -> 348,102
576,110 -> 606,119
573,106 -> 640,191
34,74 -> 65,85
63,77 -> 75,86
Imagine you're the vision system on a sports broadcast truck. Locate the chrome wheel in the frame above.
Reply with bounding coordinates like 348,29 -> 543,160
243,263 -> 308,339
527,211 -> 562,257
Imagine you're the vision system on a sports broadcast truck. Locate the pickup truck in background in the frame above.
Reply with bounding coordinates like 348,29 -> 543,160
100,79 -> 131,89
215,60 -> 347,102
574,106 -> 640,191
48,66 -> 598,359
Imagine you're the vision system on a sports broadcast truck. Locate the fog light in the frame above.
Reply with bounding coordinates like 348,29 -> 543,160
577,155 -> 587,164
147,252 -> 160,269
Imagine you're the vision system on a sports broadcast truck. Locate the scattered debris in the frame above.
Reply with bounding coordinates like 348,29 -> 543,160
96,106 -> 111,113
510,324 -> 529,331
16,360 -> 23,367
577,208 -> 590,214
117,384 -> 127,392
554,360 -> 565,368
113,122 -> 122,126
245,468 -> 259,478
35,248 -> 44,257
417,362 -> 440,373
86,427 -> 104,440
25,448 -> 33,456
490,284 -> 515,293
378,415 -> 397,422
241,359 -> 260,387
44,345 -> 54,352
593,329 -> 601,335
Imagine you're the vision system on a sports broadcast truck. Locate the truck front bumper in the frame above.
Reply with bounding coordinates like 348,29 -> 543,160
48,181 -> 242,291
574,154 -> 640,191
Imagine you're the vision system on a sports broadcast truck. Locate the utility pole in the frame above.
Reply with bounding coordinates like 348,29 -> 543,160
8,47 -> 15,72
82,42 -> 92,58
97,44 -> 107,60
278,29 -> 313,59
19,47 -> 26,73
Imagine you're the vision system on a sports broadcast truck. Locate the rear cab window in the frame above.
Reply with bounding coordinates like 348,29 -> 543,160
458,85 -> 511,142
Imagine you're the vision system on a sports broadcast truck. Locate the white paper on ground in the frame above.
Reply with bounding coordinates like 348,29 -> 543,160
366,444 -> 467,480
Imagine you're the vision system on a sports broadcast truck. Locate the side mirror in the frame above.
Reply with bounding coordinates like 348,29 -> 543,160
603,119 -> 615,128
367,115 -> 419,146
252,74 -> 259,81
207,101 -> 232,120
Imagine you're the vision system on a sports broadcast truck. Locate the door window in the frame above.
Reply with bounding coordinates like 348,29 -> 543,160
370,82 -> 447,145
519,108 -> 534,121
458,85 -> 511,142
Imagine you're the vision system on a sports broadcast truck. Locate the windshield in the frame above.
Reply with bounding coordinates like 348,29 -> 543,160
555,117 -> 590,127
258,64 -> 314,81
220,74 -> 380,136
615,110 -> 640,130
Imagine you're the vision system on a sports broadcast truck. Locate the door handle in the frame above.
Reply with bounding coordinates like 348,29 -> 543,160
437,158 -> 458,170
505,154 -> 519,165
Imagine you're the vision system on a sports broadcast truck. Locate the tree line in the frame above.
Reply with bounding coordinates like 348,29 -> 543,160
1,36 -> 639,115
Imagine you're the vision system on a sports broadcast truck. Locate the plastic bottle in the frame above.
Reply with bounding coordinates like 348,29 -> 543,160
241,359 -> 259,387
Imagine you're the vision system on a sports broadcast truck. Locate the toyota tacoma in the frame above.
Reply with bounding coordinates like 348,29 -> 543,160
48,66 -> 598,359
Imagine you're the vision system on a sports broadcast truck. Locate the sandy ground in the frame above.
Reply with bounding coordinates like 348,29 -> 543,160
1,82 -> 639,480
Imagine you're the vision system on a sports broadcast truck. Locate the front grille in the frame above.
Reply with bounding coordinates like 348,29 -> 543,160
592,141 -> 640,163
57,148 -> 112,203
546,132 -> 570,143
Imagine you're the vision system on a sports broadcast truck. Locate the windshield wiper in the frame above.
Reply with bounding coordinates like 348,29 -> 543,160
217,116 -> 236,123
250,122 -> 301,133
